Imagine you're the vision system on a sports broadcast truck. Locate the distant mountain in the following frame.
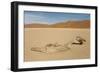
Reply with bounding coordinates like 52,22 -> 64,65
25,20 -> 90,28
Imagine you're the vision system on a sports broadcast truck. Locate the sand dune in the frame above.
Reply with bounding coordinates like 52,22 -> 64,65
24,20 -> 90,62
24,23 -> 49,28
25,20 -> 90,28
52,20 -> 90,28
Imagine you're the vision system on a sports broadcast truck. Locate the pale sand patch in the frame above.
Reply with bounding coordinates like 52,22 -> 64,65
24,28 -> 90,62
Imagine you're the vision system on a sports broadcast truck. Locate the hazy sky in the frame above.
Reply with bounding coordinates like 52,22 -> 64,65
24,11 -> 90,24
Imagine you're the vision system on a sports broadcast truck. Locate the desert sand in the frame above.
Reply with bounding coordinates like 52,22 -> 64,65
24,28 -> 90,62
25,20 -> 90,28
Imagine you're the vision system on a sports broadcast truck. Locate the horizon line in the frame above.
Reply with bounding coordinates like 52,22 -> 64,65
24,19 -> 90,25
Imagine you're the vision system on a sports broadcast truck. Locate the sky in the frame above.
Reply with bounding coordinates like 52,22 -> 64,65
24,11 -> 90,25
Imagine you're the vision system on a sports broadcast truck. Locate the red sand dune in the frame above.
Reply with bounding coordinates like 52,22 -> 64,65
24,20 -> 90,28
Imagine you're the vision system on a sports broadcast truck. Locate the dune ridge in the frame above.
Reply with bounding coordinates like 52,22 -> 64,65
24,20 -> 90,28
